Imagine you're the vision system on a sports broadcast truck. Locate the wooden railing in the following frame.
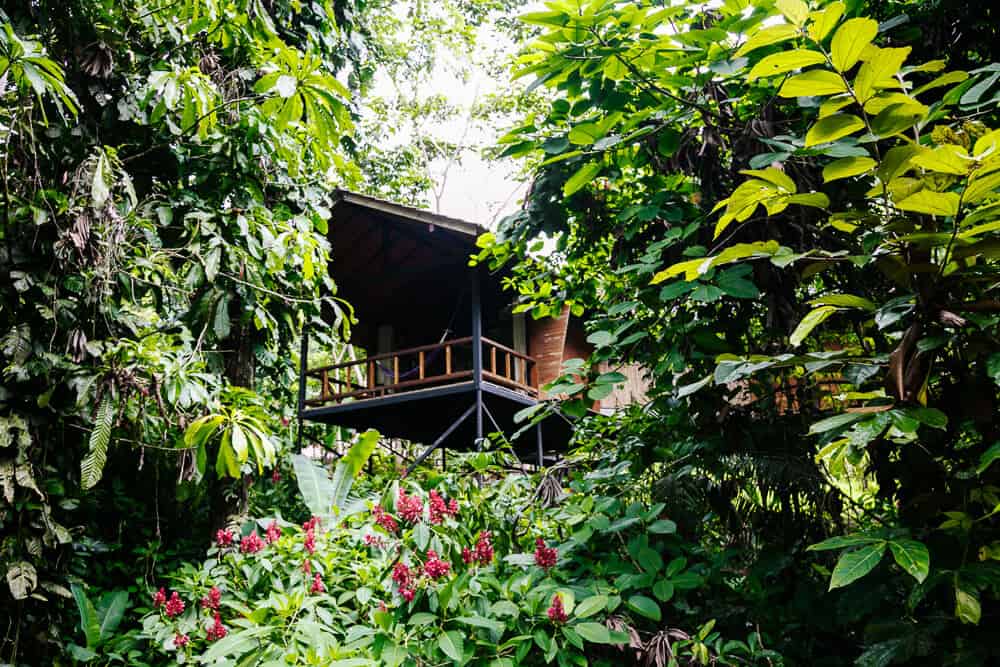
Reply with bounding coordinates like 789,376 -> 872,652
304,337 -> 537,406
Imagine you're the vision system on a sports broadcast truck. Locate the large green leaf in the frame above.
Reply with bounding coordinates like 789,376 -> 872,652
748,50 -> 827,81
830,18 -> 878,72
829,542 -> 886,589
789,305 -> 838,347
563,162 -> 602,196
888,539 -> 930,583
575,622 -> 613,644
896,190 -> 960,217
779,71 -> 848,97
805,114 -> 865,147
823,156 -> 876,182
293,453 -> 337,518
71,583 -> 101,649
735,24 -> 800,57
438,630 -> 464,661
625,595 -> 661,621
329,429 -> 380,513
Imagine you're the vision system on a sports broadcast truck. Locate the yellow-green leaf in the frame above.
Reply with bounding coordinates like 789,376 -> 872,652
563,162 -> 601,196
830,18 -> 878,72
964,171 -> 1000,204
739,167 -> 797,192
807,1 -> 845,42
896,190 -> 960,216
973,129 -> 1000,156
956,587 -> 981,625
776,0 -> 809,25
818,96 -> 853,118
790,305 -> 838,346
735,24 -> 800,58
748,49 -> 827,81
910,144 -> 971,176
870,101 -> 927,137
829,542 -> 886,589
854,47 -> 911,103
779,71 -> 848,97
913,70 -> 969,97
823,156 -> 877,182
805,113 -> 865,147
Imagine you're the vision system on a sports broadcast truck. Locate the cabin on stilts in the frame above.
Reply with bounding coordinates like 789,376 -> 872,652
296,190 -> 631,471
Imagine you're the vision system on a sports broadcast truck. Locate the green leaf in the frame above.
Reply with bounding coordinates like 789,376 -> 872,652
779,71 -> 849,97
748,50 -> 827,81
809,293 -> 876,310
823,156 -> 877,182
625,595 -> 661,621
955,587 -> 981,624
805,114 -> 865,147
808,411 -> 866,434
896,190 -> 960,217
789,305 -> 838,347
81,396 -> 115,490
568,123 -> 601,145
854,47 -> 911,102
292,453 -> 336,518
438,630 -> 464,661
574,595 -> 608,619
563,162 -> 601,197
830,18 -> 878,72
808,1 -> 845,41
911,144 -> 971,176
977,442 -> 1000,474
648,519 -> 677,534
574,622 -> 613,644
807,534 -> 882,551
96,590 -> 128,642
455,615 -> 505,633
888,539 -> 930,583
735,24 -> 801,57
829,542 -> 886,589
776,0 -> 809,25
71,583 -> 100,649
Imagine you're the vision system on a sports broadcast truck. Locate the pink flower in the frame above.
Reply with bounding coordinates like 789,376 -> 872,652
397,489 -> 423,523
153,587 -> 166,608
304,529 -> 316,554
428,490 -> 459,524
392,562 -> 413,589
423,549 -> 451,579
462,547 -> 474,564
378,601 -> 388,612
302,559 -> 312,574
215,529 -> 234,548
240,531 -> 264,554
401,587 -> 415,602
201,586 -> 221,610
302,516 -> 321,532
310,573 -> 325,594
174,633 -> 190,649
547,594 -> 568,623
206,612 -> 227,641
472,531 -> 494,565
364,533 -> 384,548
372,505 -> 399,533
164,592 -> 185,618
534,538 -> 557,570
265,520 -> 281,544
271,469 -> 281,483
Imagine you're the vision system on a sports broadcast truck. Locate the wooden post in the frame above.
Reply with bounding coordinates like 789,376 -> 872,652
472,271 -> 483,449
367,360 -> 375,389
505,353 -> 511,381
419,351 -> 425,379
445,344 -> 452,375
296,331 -> 308,452
321,369 -> 330,401
490,346 -> 497,375
393,356 -> 399,388
536,423 -> 544,469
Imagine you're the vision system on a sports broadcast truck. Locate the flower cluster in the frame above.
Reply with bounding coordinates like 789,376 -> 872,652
271,468 -> 281,483
428,490 -> 459,524
310,573 -> 325,594
372,505 -> 399,533
423,550 -> 451,579
200,586 -> 221,611
547,594 -> 568,624
397,489 -> 424,523
363,533 -> 384,548
265,520 -> 281,544
240,530 -> 265,554
302,559 -> 312,574
205,612 -> 227,641
303,516 -> 320,554
462,531 -> 494,566
534,537 -> 557,570
153,587 -> 166,608
392,562 -> 417,601
164,591 -> 185,618
215,528 -> 234,548
174,633 -> 190,648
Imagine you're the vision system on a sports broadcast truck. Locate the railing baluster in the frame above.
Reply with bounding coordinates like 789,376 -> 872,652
446,344 -> 452,375
490,345 -> 497,374
505,352 -> 511,380
368,360 -> 374,390
393,356 -> 399,388
321,369 -> 330,402
419,351 -> 425,379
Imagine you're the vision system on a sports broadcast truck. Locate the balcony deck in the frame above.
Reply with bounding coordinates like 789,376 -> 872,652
298,338 -> 567,458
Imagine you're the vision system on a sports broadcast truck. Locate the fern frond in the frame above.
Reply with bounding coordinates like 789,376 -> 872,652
81,397 -> 114,490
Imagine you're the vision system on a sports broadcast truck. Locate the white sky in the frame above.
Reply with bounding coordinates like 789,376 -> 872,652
363,8 -> 532,226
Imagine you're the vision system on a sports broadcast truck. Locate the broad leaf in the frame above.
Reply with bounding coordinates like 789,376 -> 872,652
896,190 -> 960,216
888,539 -> 930,583
823,156 -> 876,182
748,50 -> 827,81
829,541 -> 886,589
779,71 -> 848,97
789,305 -> 838,347
805,114 -> 865,147
625,595 -> 661,621
293,454 -> 337,518
830,18 -> 878,72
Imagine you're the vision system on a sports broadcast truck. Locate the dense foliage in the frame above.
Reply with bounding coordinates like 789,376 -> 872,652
479,0 -> 1000,663
2,0 -> 1000,665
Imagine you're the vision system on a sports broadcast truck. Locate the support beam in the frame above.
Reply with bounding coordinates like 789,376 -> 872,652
471,267 -> 484,450
296,331 -> 309,452
404,404 -> 476,476
536,423 -> 544,469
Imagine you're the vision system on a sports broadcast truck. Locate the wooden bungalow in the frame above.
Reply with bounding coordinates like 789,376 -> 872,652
296,190 -> 616,470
